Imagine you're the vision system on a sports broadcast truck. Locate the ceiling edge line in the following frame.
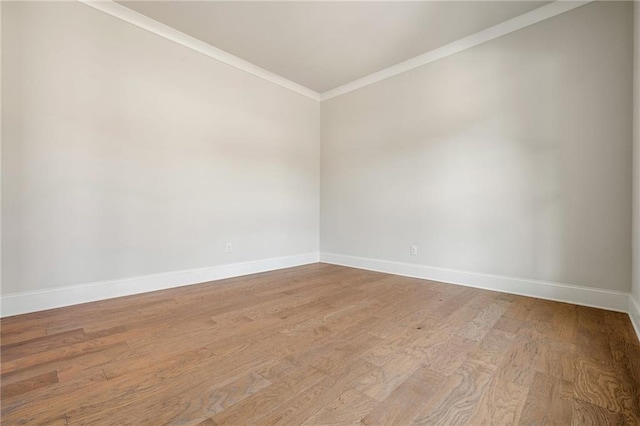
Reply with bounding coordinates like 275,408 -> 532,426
78,0 -> 322,102
320,0 -> 593,102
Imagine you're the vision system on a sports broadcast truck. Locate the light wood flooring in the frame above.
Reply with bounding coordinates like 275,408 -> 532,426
1,263 -> 639,425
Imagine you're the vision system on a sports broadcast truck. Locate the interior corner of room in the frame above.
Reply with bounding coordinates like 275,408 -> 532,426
2,1 -> 640,423
0,1 -> 638,329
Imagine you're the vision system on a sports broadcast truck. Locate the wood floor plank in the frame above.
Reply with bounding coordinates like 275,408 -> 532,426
411,358 -> 496,425
1,326 -> 131,375
1,263 -> 638,425
550,303 -> 578,342
534,337 -> 576,382
255,358 -> 374,426
65,354 -> 274,424
68,370 -> 272,425
301,388 -> 378,425
358,336 -> 422,367
361,366 -> 445,425
572,398 -> 623,425
455,300 -> 508,342
0,341 -> 129,387
578,327 -> 614,365
212,364 -> 326,425
305,331 -> 382,374
470,377 -> 529,425
609,338 -> 640,385
526,299 -> 560,333
518,372 -> 573,425
418,331 -> 478,376
605,311 -> 640,346
503,296 -> 536,321
573,356 -> 640,419
492,315 -> 528,335
577,305 -> 610,335
0,326 -> 48,347
194,419 -> 218,426
1,328 -> 87,362
466,328 -> 515,367
494,326 -> 542,387
1,370 -> 59,399
353,351 -> 422,401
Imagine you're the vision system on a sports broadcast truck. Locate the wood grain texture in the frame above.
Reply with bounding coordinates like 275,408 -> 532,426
572,399 -> 623,425
470,377 -> 528,425
519,371 -> 574,425
1,370 -> 59,399
361,366 -> 445,425
1,263 -> 638,425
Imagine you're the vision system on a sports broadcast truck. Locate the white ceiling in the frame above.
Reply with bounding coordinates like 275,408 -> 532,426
118,1 -> 550,93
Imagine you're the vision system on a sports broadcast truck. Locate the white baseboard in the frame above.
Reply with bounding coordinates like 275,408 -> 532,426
320,253 -> 630,314
4,250 -> 638,343
0,252 -> 319,318
629,295 -> 640,342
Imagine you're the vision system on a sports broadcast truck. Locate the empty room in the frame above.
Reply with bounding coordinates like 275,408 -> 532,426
2,0 -> 640,424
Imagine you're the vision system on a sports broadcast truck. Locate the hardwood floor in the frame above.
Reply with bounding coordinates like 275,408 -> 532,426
1,263 -> 639,425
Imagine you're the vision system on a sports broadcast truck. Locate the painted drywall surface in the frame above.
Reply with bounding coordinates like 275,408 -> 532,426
633,0 -> 640,303
321,1 -> 633,292
2,1 -> 320,294
118,1 -> 548,93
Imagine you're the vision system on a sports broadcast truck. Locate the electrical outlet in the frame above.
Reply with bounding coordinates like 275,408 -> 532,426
410,245 -> 418,256
226,243 -> 232,253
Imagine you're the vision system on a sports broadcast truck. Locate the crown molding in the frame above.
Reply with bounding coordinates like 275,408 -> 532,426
321,0 -> 593,101
78,0 -> 322,102
79,1 -> 593,103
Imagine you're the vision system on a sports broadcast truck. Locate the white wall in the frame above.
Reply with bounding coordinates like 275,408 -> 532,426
2,1 -> 636,313
632,1 -> 640,322
1,2 -> 320,295
321,1 -> 633,293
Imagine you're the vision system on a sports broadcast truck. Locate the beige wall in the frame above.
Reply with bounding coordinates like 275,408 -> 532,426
1,1 -> 320,294
321,1 -> 633,292
633,0 -> 640,302
2,1 -> 634,299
